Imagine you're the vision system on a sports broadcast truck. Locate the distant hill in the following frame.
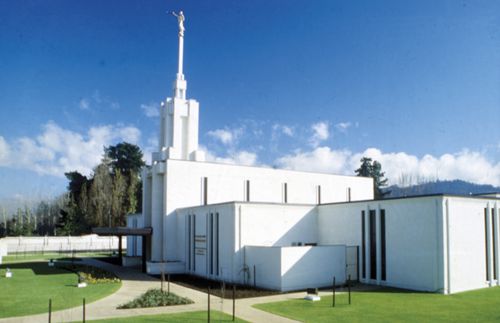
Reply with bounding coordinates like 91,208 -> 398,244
384,180 -> 500,198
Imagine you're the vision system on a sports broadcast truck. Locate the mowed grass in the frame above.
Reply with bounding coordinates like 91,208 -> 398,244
85,310 -> 247,322
0,261 -> 121,318
254,286 -> 500,323
3,251 -> 114,263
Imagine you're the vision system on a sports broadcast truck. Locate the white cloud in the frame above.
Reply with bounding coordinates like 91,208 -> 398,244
79,90 -> 120,111
141,102 -> 160,118
0,122 -> 142,177
275,147 -> 352,174
309,121 -> 330,147
335,122 -> 352,133
275,146 -> 500,187
207,127 -> 243,146
0,136 -> 10,165
79,98 -> 90,110
201,145 -> 259,167
272,124 -> 294,139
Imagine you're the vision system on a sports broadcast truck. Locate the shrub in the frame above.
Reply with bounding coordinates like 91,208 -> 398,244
118,289 -> 193,309
58,264 -> 120,284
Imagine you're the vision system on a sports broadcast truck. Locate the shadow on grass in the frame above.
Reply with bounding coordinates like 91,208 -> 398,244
0,261 -> 76,275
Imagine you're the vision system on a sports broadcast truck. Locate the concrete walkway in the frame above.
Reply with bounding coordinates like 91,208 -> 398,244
0,259 -> 307,323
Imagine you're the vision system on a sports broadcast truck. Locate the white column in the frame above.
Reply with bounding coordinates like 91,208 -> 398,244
486,203 -> 493,286
364,206 -> 370,283
178,34 -> 184,77
376,205 -> 382,284
151,168 -> 164,262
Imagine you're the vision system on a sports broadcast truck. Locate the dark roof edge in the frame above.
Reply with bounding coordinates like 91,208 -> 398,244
320,193 -> 500,206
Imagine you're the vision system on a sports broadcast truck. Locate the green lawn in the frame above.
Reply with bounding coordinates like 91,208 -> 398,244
3,251 -> 114,263
0,261 -> 121,318
86,310 -> 247,322
254,286 -> 500,323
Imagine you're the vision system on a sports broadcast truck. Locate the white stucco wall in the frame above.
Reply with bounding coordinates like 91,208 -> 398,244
445,197 -> 500,293
245,246 -> 282,290
126,214 -> 144,257
318,196 -> 444,292
245,245 -> 346,291
155,159 -> 373,261
176,202 -> 319,285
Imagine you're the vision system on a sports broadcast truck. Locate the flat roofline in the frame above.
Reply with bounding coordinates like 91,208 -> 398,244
320,193 -> 500,206
472,192 -> 500,196
175,200 -> 317,211
163,158 -> 374,180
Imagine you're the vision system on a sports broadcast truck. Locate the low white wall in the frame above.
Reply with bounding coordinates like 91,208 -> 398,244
245,246 -> 282,290
281,246 -> 346,291
0,235 -> 123,254
245,245 -> 346,291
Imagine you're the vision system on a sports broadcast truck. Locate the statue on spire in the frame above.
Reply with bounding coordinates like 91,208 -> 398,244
171,11 -> 185,37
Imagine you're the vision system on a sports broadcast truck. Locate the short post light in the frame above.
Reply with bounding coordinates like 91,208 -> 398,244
77,274 -> 87,288
5,268 -> 12,278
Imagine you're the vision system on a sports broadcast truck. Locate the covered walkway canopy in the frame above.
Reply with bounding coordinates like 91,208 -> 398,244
92,227 -> 152,273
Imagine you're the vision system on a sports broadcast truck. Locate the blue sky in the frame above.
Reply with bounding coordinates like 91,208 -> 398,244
1,0 -> 500,203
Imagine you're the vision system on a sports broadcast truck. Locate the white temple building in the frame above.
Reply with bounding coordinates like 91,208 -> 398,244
127,13 -> 500,294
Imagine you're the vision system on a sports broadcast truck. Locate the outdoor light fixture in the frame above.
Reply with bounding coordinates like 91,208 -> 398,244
5,268 -> 12,278
48,259 -> 55,267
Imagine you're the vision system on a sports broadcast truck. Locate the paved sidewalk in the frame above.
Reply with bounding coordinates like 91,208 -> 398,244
0,259 -> 303,323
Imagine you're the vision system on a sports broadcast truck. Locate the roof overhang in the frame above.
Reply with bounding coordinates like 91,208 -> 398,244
92,227 -> 152,236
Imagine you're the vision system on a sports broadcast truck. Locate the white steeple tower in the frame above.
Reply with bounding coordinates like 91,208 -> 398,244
156,11 -> 205,162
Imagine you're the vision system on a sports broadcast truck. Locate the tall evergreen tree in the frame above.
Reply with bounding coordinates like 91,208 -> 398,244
355,157 -> 389,199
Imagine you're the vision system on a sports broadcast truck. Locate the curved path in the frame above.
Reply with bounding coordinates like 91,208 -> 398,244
0,258 -> 303,323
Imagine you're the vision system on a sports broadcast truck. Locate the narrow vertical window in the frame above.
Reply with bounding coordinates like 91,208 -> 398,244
381,209 -> 386,281
245,180 -> 250,202
210,213 -> 214,275
361,211 -> 366,279
216,212 -> 220,276
485,208 -> 489,281
203,177 -> 208,205
317,185 -> 322,204
492,208 -> 497,280
188,215 -> 191,271
347,187 -> 352,202
369,210 -> 377,280
193,214 -> 196,271
283,183 -> 288,203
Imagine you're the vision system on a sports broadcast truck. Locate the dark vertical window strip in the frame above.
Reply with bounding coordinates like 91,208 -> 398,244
216,212 -> 220,276
193,214 -> 196,272
210,213 -> 213,275
317,185 -> 321,204
203,177 -> 208,205
485,208 -> 489,281
492,209 -> 497,280
284,183 -> 288,203
361,211 -> 366,279
246,180 -> 250,202
369,210 -> 377,280
348,188 -> 351,202
188,215 -> 191,271
381,209 -> 386,281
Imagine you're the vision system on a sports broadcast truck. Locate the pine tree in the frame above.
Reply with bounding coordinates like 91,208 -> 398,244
355,157 -> 389,199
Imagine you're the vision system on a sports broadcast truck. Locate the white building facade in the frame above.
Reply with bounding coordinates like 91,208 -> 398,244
128,14 -> 500,294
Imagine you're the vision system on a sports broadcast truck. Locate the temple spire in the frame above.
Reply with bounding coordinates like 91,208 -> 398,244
171,11 -> 186,99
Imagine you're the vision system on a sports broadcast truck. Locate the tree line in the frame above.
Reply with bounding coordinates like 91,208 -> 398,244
0,142 -> 145,237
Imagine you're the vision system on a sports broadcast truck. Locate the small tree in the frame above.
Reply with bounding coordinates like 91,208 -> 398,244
355,157 -> 389,199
